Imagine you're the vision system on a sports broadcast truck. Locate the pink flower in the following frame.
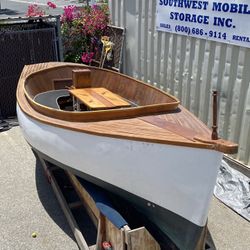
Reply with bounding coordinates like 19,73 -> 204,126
81,52 -> 95,64
61,5 -> 77,22
26,4 -> 45,17
80,5 -> 109,36
47,1 -> 57,9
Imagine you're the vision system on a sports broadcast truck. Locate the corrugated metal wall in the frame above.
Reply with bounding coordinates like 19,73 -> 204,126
109,0 -> 250,166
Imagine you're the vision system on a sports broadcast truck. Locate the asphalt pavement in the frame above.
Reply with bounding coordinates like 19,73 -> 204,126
0,126 -> 78,250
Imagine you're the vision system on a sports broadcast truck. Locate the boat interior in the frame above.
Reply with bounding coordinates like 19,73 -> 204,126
23,65 -> 180,122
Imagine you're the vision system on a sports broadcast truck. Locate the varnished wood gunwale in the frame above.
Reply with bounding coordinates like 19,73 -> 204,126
16,62 -> 238,154
24,64 -> 179,104
23,63 -> 180,122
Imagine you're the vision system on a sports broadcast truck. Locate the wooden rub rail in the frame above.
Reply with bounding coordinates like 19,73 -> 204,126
37,154 -> 161,250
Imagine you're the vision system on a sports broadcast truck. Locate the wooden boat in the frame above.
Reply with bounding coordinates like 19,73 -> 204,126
17,62 -> 238,249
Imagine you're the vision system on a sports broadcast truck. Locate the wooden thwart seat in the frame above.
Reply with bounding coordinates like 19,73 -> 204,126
69,69 -> 132,111
69,87 -> 132,110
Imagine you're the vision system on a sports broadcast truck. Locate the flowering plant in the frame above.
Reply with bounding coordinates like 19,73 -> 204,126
61,4 -> 110,64
26,2 -> 57,17
26,4 -> 45,17
81,52 -> 95,64
26,2 -> 110,64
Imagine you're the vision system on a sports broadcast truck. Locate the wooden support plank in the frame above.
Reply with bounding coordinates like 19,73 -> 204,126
125,227 -> 161,250
95,215 -> 127,250
68,200 -> 83,209
96,217 -> 127,250
104,219 -> 126,250
96,214 -> 107,250
67,173 -> 99,227
195,222 -> 208,250
67,172 -> 129,250
37,155 -> 89,250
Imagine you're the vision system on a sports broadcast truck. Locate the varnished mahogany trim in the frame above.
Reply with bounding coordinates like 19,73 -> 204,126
22,63 -> 179,122
23,64 -> 180,122
24,63 -> 180,104
194,136 -> 238,154
16,63 -> 238,154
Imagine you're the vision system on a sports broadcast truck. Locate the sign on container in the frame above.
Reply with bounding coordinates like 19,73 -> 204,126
156,0 -> 250,48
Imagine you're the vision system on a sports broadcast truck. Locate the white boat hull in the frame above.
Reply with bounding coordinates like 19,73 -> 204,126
17,104 -> 222,228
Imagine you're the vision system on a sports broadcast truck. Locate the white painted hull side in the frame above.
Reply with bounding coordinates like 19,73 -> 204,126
17,105 -> 223,227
